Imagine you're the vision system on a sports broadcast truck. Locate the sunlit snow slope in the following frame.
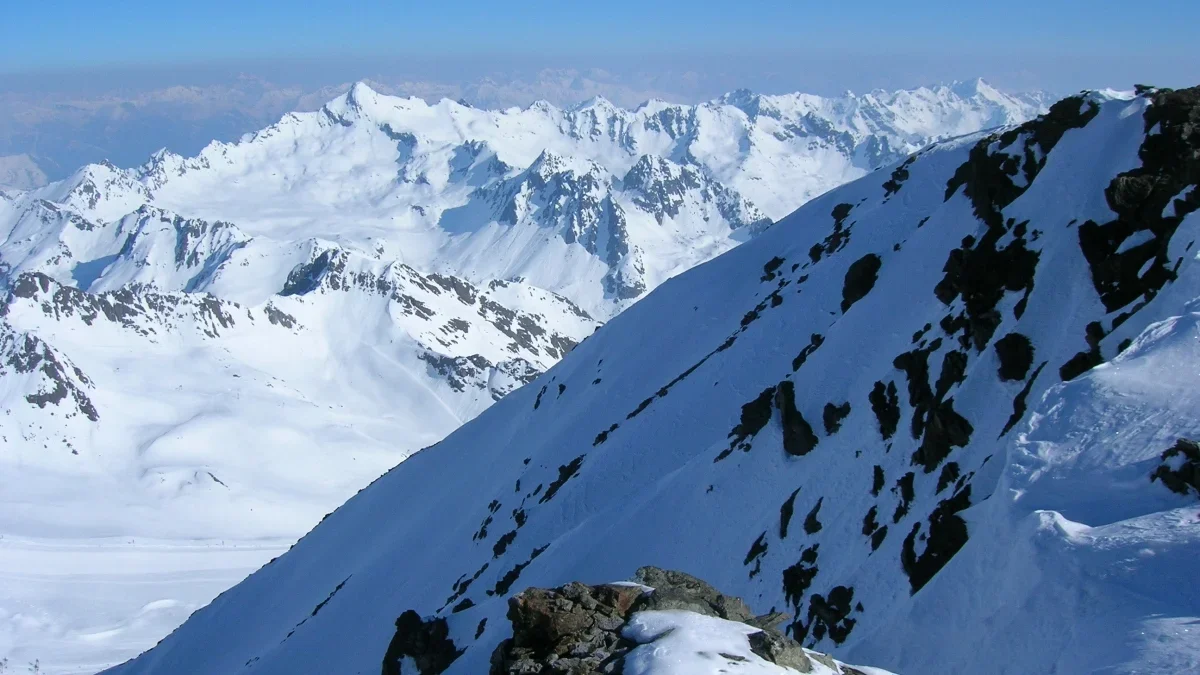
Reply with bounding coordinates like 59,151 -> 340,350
107,87 -> 1200,674
0,80 -> 1045,672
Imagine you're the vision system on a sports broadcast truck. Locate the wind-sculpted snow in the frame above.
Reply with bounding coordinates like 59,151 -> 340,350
104,87 -> 1200,675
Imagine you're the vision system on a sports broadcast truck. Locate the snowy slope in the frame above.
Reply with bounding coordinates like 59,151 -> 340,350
106,86 -> 1200,674
0,232 -> 595,671
0,80 -> 1048,671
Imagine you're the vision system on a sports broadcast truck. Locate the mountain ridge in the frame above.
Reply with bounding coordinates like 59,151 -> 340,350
0,79 -> 1060,671
102,87 -> 1200,674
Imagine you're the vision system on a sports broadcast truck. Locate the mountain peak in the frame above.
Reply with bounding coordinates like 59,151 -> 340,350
346,80 -> 381,106
948,77 -> 995,98
717,88 -> 763,116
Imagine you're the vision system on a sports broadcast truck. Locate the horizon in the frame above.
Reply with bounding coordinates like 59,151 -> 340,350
0,74 -> 1057,189
2,0 -> 1197,185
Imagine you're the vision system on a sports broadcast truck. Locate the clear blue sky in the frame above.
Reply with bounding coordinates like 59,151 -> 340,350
5,0 -> 1199,67
1,0 -> 1197,92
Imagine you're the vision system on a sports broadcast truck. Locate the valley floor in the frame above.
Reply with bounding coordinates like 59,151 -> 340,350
0,536 -> 287,674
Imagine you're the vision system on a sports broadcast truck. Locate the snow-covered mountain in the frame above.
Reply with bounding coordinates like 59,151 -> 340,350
105,86 -> 1200,674
0,79 -> 1050,672
4,78 -> 1045,319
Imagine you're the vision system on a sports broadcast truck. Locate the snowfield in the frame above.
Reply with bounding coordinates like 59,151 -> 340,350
95,87 -> 1200,674
0,80 -> 1047,672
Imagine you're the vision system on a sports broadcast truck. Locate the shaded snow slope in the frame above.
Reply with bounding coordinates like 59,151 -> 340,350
107,87 -> 1200,675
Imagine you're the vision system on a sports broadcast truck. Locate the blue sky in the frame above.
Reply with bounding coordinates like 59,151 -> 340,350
0,0 -> 1197,94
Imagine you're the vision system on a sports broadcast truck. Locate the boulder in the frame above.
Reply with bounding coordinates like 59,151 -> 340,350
490,568 -> 863,675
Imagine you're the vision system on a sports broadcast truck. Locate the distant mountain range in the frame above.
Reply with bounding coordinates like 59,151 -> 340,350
0,77 -> 1052,188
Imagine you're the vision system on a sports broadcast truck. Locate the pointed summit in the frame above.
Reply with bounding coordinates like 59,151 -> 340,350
572,94 -> 616,112
718,88 -> 763,117
949,77 -> 990,98
345,81 -> 381,110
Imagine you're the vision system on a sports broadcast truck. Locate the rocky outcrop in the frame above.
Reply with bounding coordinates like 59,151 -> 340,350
1151,438 -> 1200,497
381,610 -> 463,675
487,567 -> 865,674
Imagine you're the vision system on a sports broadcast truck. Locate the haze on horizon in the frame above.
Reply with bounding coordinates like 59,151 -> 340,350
1,0 -> 1196,185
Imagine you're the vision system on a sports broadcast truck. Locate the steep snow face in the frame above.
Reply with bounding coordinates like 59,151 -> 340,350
105,88 -> 1200,675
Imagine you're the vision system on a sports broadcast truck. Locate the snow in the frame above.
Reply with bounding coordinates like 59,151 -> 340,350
0,82 -> 1124,673
0,536 -> 286,674
1117,229 -> 1156,254
621,611 -> 884,675
1164,185 -> 1195,217
94,91 -> 1200,675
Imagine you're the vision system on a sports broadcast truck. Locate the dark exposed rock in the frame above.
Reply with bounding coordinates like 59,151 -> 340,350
936,462 -> 961,494
745,532 -> 769,576
993,333 -> 1034,381
783,545 -> 820,634
748,629 -> 813,672
381,611 -> 463,675
1151,438 -> 1200,497
632,567 -> 753,622
718,386 -> 777,460
1059,321 -> 1104,382
870,525 -> 888,551
1001,362 -> 1046,437
840,254 -> 882,313
822,402 -> 851,435
1078,87 -> 1200,317
421,352 -> 539,401
809,204 -> 856,263
593,423 -> 618,446
792,333 -> 825,371
489,569 -> 852,675
795,586 -> 858,645
762,256 -> 786,282
901,485 -> 972,593
910,398 -> 974,474
945,95 -> 1099,229
868,381 -> 900,440
263,303 -> 298,329
490,545 -> 548,597
882,156 -> 916,198
539,455 -> 585,504
780,487 -> 802,538
803,498 -> 824,534
777,381 -> 820,457
862,506 -> 880,537
892,472 -> 915,523
2,325 -> 99,422
489,581 -> 643,675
